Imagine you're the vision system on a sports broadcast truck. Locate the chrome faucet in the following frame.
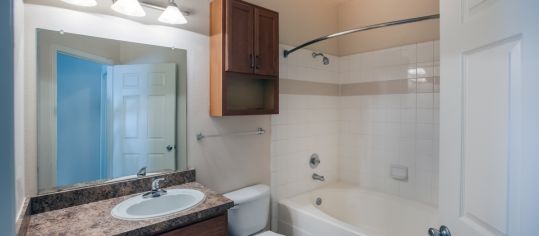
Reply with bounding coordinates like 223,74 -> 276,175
143,178 -> 167,198
312,173 -> 325,182
137,167 -> 147,177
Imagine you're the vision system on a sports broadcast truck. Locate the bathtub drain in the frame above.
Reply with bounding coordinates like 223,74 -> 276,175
315,197 -> 322,206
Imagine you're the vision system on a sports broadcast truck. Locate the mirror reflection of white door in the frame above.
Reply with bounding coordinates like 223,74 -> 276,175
439,0 -> 539,235
109,63 -> 177,178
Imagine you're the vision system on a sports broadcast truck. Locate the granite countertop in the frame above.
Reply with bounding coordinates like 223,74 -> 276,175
26,182 -> 234,236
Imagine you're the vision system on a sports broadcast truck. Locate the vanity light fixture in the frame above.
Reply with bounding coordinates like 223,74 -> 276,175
158,0 -> 188,25
111,0 -> 146,17
63,0 -> 191,24
61,0 -> 97,7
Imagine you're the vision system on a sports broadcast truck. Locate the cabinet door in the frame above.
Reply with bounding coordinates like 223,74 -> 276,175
160,214 -> 228,236
254,8 -> 278,76
225,0 -> 254,74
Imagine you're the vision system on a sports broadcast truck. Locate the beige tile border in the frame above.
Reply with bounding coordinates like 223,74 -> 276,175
279,77 -> 439,96
280,79 -> 340,96
341,79 -> 414,96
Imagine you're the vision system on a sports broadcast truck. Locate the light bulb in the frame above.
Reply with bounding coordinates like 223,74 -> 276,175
61,0 -> 97,7
158,2 -> 187,25
111,0 -> 146,17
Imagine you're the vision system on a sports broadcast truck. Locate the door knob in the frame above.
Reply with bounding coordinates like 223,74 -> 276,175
166,145 -> 175,152
428,225 -> 451,236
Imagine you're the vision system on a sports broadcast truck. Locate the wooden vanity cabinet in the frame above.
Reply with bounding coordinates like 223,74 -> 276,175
159,214 -> 228,236
210,0 -> 279,116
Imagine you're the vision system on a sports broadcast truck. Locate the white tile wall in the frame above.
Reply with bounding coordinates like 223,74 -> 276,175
271,46 -> 341,229
339,93 -> 439,205
339,41 -> 440,85
270,95 -> 340,229
339,41 -> 440,206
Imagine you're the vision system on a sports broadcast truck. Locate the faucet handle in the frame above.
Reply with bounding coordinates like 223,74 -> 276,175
137,167 -> 147,177
151,178 -> 166,191
143,178 -> 168,198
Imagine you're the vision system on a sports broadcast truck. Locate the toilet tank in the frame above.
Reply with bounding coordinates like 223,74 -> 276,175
224,184 -> 270,236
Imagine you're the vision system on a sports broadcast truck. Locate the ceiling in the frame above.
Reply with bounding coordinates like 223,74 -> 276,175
25,0 -> 212,35
325,0 -> 354,4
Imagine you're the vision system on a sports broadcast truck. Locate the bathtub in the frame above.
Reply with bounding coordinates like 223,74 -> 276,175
277,183 -> 438,236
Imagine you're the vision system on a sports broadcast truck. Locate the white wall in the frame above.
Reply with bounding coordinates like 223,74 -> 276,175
1,0 -> 16,233
14,0 -> 26,219
19,4 -> 270,203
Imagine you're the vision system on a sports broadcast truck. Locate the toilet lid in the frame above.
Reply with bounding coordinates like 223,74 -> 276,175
255,231 -> 284,236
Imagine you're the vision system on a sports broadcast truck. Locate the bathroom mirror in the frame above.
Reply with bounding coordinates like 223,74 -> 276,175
36,29 -> 187,193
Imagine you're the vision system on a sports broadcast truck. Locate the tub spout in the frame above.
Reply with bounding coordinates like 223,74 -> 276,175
312,173 -> 325,182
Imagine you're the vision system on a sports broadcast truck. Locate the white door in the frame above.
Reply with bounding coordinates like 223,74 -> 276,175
109,63 -> 177,178
438,0 -> 539,235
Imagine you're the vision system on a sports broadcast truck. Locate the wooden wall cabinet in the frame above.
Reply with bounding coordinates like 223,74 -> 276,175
211,0 -> 279,116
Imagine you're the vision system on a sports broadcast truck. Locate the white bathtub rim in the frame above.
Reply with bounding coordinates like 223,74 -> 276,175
279,198 -> 364,233
293,182 -> 439,214
279,186 -> 373,236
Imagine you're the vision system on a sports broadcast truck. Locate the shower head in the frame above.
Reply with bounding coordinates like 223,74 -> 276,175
312,52 -> 330,65
322,57 -> 330,65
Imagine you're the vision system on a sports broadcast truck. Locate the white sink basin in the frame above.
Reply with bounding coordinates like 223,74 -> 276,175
111,189 -> 205,220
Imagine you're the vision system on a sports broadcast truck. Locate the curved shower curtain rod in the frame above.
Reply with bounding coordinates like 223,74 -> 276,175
283,14 -> 440,58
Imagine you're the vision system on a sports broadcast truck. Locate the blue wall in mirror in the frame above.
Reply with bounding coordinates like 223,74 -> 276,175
56,52 -> 108,186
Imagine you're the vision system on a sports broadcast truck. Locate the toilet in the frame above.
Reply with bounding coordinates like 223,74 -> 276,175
224,184 -> 283,236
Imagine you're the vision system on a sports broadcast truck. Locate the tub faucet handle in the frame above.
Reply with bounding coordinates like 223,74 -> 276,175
310,154 -> 320,169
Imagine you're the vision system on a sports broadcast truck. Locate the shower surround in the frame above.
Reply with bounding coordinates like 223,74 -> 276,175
271,41 -> 440,230
339,41 -> 440,206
